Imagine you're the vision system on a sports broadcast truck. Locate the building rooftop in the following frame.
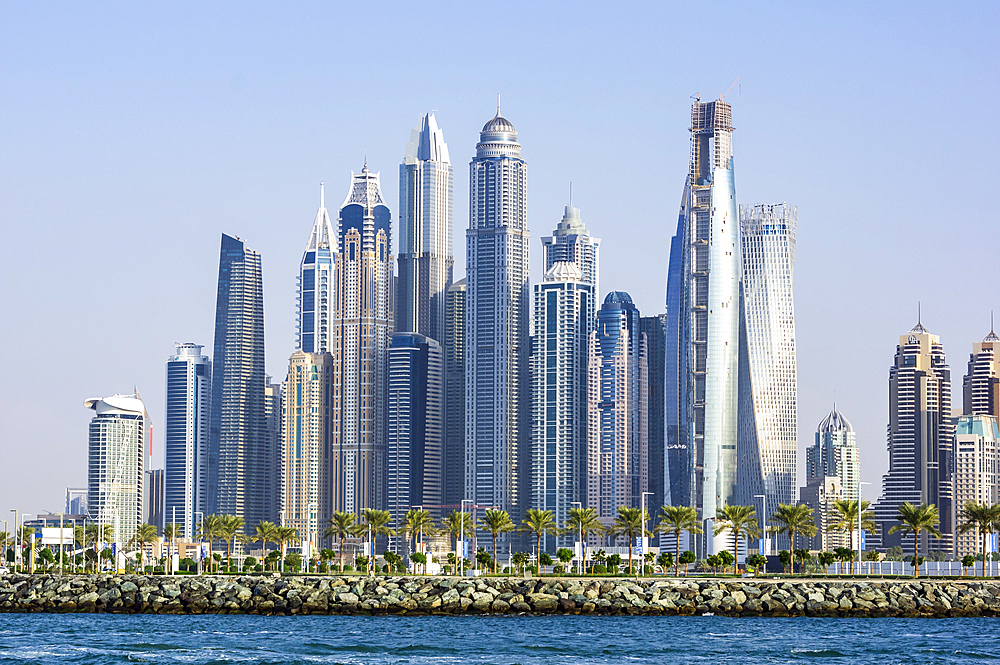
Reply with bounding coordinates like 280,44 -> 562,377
817,403 -> 854,434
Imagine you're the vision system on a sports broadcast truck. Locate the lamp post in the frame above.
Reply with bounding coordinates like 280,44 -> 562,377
413,505 -> 422,574
754,493 -> 767,565
570,501 -> 582,573
193,511 -> 204,574
10,510 -> 18,572
640,492 -> 652,578
858,481 -> 871,576
460,499 -> 472,577
2,520 -> 7,569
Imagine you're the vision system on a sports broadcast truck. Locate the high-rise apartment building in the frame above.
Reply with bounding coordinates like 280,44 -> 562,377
805,405 -> 859,501
145,469 -> 164,530
873,321 -> 954,554
85,393 -> 149,547
540,202 -> 599,303
443,278 -> 466,507
587,292 -> 648,529
799,475 -> 847,551
281,351 -> 333,558
397,113 -> 454,344
264,376 -> 282,524
330,165 -> 393,515
737,203 -> 798,519
386,333 -> 443,550
641,314 -> 667,509
664,99 -> 740,554
298,184 -> 336,354
531,261 -> 594,549
953,414 -> 1000,556
466,107 -> 529,542
209,233 -> 269,530
164,342 -> 211,538
964,329 -> 1000,419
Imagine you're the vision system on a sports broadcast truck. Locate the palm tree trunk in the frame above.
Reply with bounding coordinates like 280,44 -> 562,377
536,532 -> 541,575
492,533 -> 498,575
675,529 -> 681,577
849,528 -> 854,576
340,535 -> 345,572
733,534 -> 739,576
984,529 -> 989,578
914,530 -> 920,578
790,530 -> 796,574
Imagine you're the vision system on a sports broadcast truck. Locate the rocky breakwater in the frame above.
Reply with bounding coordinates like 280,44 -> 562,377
2,574 -> 1000,617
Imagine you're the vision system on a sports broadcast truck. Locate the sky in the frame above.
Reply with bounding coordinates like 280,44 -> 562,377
1,1 -> 998,519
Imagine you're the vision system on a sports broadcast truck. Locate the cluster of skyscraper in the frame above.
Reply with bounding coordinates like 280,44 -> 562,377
84,98 -> 807,560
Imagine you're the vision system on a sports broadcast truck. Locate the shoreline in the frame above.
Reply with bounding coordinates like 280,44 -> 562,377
3,573 -> 1000,617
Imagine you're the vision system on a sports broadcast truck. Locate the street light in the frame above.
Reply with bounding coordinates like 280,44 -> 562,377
460,499 -> 472,577
10,510 -> 18,572
570,501 -> 582,572
194,512 -> 204,574
858,481 -> 871,576
640,492 -> 653,578
754,494 -> 768,566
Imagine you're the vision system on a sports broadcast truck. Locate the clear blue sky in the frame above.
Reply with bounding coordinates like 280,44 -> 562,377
1,1 -> 997,518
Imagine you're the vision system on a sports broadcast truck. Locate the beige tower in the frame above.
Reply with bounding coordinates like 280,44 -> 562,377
281,351 -> 333,556
964,329 -> 1000,419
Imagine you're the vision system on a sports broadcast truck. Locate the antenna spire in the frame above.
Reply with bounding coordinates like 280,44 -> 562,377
918,301 -> 921,326
497,93 -> 501,116
570,182 -> 573,206
320,182 -> 325,209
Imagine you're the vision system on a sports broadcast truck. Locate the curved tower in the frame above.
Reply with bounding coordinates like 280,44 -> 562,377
466,106 -> 529,540
664,99 -> 740,555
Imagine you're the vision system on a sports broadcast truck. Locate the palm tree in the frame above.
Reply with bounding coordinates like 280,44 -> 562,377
322,512 -> 359,572
713,504 -> 760,574
518,509 -> 559,573
358,509 -> 394,574
219,515 -> 245,572
655,505 -> 703,577
610,507 -> 648,577
957,501 -> 1000,577
442,510 -> 475,571
402,509 -> 436,560
275,526 -> 300,572
769,504 -> 817,574
196,514 -> 224,573
251,521 -> 278,570
479,509 -> 515,574
162,522 -> 181,571
84,524 -> 114,572
888,502 -> 942,578
129,523 -> 158,570
830,499 -> 878,574
564,507 -> 602,574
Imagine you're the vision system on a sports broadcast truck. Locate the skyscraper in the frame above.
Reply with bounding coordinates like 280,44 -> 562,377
85,393 -> 149,547
587,292 -> 648,529
298,184 -> 336,354
397,113 -> 454,343
281,351 -> 333,558
466,106 -> 529,542
531,261 -> 594,549
209,233 -> 269,530
872,320 -> 954,554
737,203 -> 798,522
963,328 -> 1000,419
164,342 -> 210,539
145,469 -> 164,531
540,201 -> 599,301
664,99 -> 740,554
806,405 -> 859,500
443,278 -> 466,507
641,314 -> 667,508
330,164 -> 393,515
952,414 -> 1000,556
386,332 -> 443,551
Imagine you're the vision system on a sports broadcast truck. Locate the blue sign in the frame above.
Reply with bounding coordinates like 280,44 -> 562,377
759,539 -> 766,555
859,531 -> 866,551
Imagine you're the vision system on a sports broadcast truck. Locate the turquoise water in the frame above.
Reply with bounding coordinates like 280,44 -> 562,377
0,614 -> 996,663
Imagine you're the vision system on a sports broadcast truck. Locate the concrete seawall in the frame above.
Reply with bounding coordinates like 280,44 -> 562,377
2,574 -> 999,617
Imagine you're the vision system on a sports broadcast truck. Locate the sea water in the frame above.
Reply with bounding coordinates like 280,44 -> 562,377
0,613 -> 997,663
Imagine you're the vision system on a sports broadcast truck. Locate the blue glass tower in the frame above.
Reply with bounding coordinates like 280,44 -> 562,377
208,233 -> 270,530
298,183 -> 336,353
164,343 -> 210,539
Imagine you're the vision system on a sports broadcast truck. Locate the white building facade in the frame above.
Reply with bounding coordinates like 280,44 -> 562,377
164,343 -> 211,538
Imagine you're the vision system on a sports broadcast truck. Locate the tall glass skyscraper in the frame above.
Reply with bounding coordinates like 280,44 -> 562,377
466,107 -> 529,541
641,314 -> 667,509
397,113 -> 454,344
209,233 -> 269,530
531,261 -> 593,549
386,332 -> 443,552
664,99 -> 740,554
164,343 -> 210,539
86,393 -> 149,548
805,405 -> 859,499
298,184 -> 336,353
587,292 -> 648,528
736,203 -> 798,524
443,278 -> 466,506
330,165 -> 393,516
872,321 -> 954,554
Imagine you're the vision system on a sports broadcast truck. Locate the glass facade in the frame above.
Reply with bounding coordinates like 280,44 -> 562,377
164,343 -> 210,539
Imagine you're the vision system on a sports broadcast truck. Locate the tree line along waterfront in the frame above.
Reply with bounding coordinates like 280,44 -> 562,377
6,499 -> 1000,580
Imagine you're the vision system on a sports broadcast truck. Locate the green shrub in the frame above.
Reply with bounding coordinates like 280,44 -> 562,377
593,564 -> 608,574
